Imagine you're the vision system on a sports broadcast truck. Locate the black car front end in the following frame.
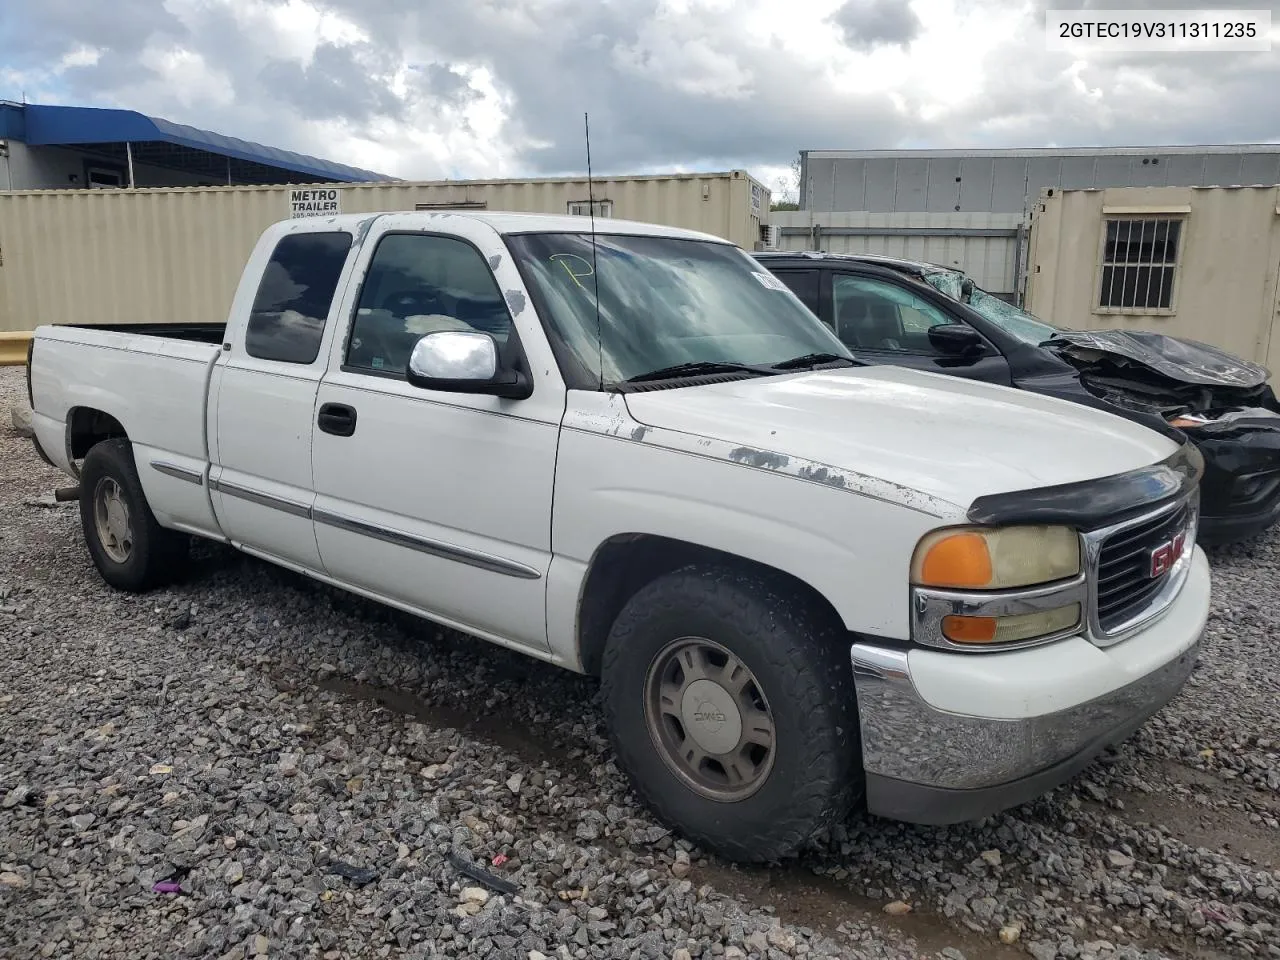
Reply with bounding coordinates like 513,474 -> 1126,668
1181,414 -> 1280,544
1027,331 -> 1280,546
753,252 -> 1280,546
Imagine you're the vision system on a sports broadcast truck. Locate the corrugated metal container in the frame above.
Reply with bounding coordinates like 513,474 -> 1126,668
1026,185 -> 1280,376
0,171 -> 770,332
801,146 -> 1280,215
769,210 -> 1023,296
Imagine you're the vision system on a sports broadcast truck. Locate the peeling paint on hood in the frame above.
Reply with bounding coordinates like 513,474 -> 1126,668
622,365 -> 1178,511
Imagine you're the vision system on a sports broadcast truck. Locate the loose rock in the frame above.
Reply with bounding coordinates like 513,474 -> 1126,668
9,404 -> 33,439
0,365 -> 1276,960
744,930 -> 769,954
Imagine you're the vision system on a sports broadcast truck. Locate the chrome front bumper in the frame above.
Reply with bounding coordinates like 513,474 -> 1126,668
849,628 -> 1202,825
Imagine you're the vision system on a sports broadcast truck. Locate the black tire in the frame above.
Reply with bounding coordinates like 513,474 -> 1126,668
79,438 -> 188,592
600,564 -> 861,863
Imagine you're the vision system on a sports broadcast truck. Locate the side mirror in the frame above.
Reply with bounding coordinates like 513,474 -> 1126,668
406,331 -> 532,400
927,323 -> 986,359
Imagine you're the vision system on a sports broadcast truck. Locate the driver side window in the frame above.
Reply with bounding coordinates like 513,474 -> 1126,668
346,233 -> 512,376
831,274 -> 955,355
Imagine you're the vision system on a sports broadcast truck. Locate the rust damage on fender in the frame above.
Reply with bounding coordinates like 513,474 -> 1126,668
633,430 -> 954,517
562,393 -> 630,437
569,405 -> 955,517
797,464 -> 846,488
728,447 -> 790,470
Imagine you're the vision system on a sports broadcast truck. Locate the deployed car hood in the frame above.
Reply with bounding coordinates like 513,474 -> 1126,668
623,366 -> 1178,511
1045,330 -> 1270,389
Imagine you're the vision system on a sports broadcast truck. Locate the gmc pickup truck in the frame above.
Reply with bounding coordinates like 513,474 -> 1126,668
26,211 -> 1210,863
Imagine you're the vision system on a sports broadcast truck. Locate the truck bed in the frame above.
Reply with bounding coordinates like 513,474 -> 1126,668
28,323 -> 223,497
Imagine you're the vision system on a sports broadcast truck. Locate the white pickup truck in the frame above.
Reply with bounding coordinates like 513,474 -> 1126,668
26,211 -> 1210,862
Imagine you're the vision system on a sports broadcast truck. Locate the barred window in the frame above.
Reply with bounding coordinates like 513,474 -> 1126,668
1098,218 -> 1182,311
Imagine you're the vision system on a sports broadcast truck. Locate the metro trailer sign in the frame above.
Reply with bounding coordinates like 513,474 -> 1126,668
289,188 -> 341,218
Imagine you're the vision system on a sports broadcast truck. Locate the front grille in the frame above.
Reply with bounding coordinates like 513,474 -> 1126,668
1095,500 -> 1192,633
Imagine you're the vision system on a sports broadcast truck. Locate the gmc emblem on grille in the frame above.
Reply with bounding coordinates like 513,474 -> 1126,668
1147,531 -> 1187,579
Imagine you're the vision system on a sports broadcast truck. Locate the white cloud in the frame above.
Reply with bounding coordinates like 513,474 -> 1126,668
58,46 -> 104,69
331,64 -> 522,178
613,29 -> 754,100
134,46 -> 238,110
3,0 -> 1279,181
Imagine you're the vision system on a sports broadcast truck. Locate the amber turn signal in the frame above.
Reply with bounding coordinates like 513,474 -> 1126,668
916,532 -> 992,589
940,615 -> 997,644
941,604 -> 1082,646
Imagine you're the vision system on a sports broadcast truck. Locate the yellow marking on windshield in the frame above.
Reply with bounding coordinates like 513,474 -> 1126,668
550,253 -> 594,290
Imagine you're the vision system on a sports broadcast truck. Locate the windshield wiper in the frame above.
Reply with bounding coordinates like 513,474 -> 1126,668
770,352 -> 857,371
625,360 -> 775,383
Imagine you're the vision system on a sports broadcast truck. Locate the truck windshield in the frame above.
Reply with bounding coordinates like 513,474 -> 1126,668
920,269 -> 1063,347
506,232 -> 854,385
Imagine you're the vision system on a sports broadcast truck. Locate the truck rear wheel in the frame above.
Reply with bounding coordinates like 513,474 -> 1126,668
600,564 -> 861,863
79,439 -> 188,592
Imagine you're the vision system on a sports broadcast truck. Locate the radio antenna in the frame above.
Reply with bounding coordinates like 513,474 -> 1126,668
584,112 -> 604,390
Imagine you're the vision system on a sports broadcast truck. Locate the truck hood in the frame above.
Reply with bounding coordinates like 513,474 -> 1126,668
623,365 -> 1178,512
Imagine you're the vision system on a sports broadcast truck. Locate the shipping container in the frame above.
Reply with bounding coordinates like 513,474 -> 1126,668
1025,185 -> 1280,376
0,171 -> 770,332
800,146 -> 1280,215
768,210 -> 1023,299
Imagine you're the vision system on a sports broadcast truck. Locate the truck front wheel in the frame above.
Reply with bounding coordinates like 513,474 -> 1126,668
79,439 -> 188,592
600,564 -> 861,863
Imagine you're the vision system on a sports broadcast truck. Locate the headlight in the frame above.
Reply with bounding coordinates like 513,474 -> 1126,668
910,525 -> 1085,652
911,525 -> 1081,590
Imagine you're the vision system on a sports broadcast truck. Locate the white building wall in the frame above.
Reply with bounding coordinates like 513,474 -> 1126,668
769,210 -> 1023,296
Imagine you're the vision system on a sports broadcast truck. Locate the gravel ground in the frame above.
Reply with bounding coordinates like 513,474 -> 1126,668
1,364 -> 1277,960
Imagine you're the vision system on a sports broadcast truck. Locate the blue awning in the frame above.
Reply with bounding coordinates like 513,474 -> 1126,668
12,104 -> 394,183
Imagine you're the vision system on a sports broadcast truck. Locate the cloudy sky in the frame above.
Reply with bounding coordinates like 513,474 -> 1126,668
3,0 -> 1279,198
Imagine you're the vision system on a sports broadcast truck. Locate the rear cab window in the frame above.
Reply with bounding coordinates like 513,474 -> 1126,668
245,232 -> 354,364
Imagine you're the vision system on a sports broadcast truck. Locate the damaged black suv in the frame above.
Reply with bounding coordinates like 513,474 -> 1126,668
755,250 -> 1280,545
